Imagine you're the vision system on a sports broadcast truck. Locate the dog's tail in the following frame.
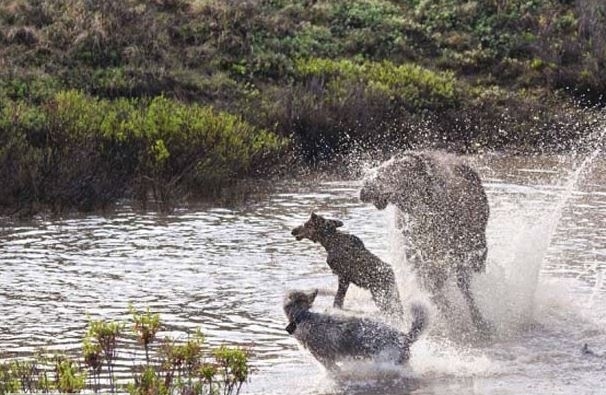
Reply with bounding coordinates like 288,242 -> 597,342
405,303 -> 428,344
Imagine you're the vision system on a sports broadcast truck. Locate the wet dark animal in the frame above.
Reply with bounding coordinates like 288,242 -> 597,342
292,213 -> 403,318
360,151 -> 491,332
283,289 -> 427,372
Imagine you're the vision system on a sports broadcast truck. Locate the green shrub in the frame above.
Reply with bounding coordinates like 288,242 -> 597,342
0,101 -> 45,212
325,0 -> 417,59
0,72 -> 61,103
0,363 -> 21,394
295,58 -> 458,110
127,366 -> 169,395
130,305 -> 161,363
54,357 -> 87,393
213,346 -> 250,394
268,58 -> 460,160
123,95 -> 287,207
0,355 -> 87,394
0,90 -> 287,213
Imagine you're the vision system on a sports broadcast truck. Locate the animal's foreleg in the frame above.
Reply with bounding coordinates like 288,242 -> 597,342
418,265 -> 449,313
309,349 -> 340,373
456,269 -> 493,335
430,289 -> 451,315
333,277 -> 349,308
322,359 -> 340,373
396,348 -> 411,365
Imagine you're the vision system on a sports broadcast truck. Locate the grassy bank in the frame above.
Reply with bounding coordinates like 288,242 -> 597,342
1,0 -> 605,212
0,306 -> 250,395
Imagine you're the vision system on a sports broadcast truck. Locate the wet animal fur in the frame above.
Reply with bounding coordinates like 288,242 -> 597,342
292,213 -> 404,318
284,289 -> 427,372
360,150 -> 491,332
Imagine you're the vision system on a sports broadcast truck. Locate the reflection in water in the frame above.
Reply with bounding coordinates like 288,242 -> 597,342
0,155 -> 605,394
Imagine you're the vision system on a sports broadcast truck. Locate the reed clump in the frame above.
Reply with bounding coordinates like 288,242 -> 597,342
0,306 -> 251,395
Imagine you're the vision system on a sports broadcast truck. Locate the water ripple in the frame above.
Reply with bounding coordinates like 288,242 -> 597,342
0,155 -> 605,394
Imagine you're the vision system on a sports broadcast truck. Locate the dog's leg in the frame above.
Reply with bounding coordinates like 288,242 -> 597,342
333,277 -> 349,308
456,268 -> 492,335
310,349 -> 340,373
396,348 -> 411,365
430,289 -> 451,314
321,359 -> 340,373
417,263 -> 451,314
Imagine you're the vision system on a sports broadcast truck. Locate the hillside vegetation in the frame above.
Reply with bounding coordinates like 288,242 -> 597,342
1,0 -> 605,212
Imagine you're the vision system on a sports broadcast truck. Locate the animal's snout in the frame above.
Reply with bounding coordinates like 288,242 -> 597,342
291,225 -> 305,240
360,182 -> 381,203
359,185 -> 372,202
374,196 -> 388,210
360,184 -> 388,209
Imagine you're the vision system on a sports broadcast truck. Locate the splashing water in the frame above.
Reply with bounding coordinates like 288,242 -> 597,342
479,128 -> 605,334
358,130 -> 606,388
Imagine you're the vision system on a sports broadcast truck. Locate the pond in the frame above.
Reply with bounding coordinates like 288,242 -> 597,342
1,153 -> 605,394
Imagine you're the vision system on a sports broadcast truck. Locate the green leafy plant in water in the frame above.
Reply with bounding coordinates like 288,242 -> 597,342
0,363 -> 21,394
129,304 -> 162,364
53,356 -> 87,393
3,360 -> 38,393
82,336 -> 103,392
198,362 -> 218,393
0,309 -> 251,395
86,318 -> 122,392
212,346 -> 250,395
161,329 -> 205,382
0,354 -> 87,394
126,366 -> 169,395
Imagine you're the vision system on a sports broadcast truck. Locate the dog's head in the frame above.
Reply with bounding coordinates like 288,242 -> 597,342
360,153 -> 433,210
284,289 -> 318,313
291,213 -> 343,242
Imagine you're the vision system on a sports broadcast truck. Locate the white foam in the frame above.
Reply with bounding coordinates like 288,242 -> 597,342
411,338 -> 496,377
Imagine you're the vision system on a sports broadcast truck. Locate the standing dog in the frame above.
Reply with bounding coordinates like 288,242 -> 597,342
360,151 -> 491,333
292,213 -> 403,318
284,289 -> 427,372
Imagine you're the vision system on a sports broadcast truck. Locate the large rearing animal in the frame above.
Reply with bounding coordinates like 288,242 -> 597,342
360,150 -> 491,333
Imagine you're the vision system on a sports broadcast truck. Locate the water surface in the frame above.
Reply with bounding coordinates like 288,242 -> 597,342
1,154 -> 605,394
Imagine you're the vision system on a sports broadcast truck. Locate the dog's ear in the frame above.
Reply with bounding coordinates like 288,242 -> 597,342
309,289 -> 319,303
311,212 -> 325,224
328,219 -> 343,228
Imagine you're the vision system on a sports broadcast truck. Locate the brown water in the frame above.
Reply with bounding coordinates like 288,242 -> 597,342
1,154 -> 605,394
